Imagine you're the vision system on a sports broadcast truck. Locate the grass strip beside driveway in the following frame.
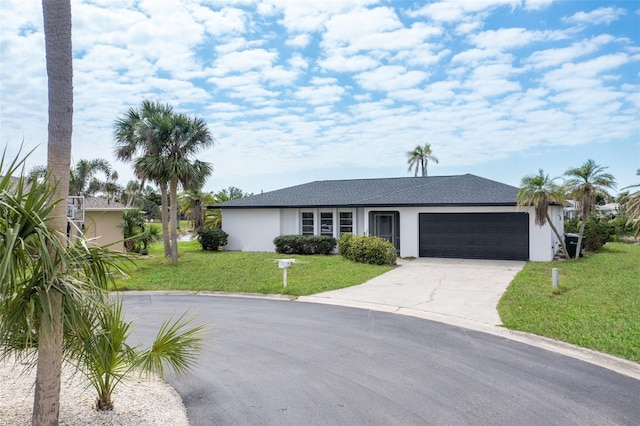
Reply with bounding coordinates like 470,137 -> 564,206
498,242 -> 640,363
113,241 -> 393,296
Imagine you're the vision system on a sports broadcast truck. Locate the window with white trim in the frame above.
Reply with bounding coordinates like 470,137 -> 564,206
320,212 -> 333,236
301,212 -> 314,235
339,212 -> 353,235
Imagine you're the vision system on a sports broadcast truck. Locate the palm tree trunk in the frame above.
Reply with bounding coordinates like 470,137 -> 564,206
35,0 -> 73,424
160,182 -> 171,257
545,212 -> 568,259
169,179 -> 179,264
575,220 -> 586,260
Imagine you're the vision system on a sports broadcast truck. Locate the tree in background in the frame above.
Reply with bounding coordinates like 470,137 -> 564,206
564,159 -> 616,259
621,169 -> 640,236
179,189 -> 214,232
517,169 -> 568,258
407,143 -> 439,177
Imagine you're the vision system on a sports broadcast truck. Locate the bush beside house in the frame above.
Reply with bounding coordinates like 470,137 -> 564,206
197,228 -> 229,251
273,235 -> 336,255
338,233 -> 397,266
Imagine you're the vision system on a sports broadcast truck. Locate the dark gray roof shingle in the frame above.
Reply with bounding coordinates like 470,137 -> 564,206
216,174 -> 518,208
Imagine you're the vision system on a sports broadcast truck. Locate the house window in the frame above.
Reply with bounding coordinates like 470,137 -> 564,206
301,212 -> 314,235
320,212 -> 333,236
339,212 -> 353,235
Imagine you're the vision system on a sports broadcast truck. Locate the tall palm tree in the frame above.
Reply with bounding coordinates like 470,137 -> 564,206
407,143 -> 439,177
34,0 -> 74,423
135,113 -> 214,263
564,159 -> 617,259
517,169 -> 569,258
114,100 -> 174,257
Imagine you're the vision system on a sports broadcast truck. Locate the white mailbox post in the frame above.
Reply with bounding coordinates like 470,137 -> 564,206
277,259 -> 294,287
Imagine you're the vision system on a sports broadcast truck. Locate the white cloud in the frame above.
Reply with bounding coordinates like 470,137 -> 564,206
470,27 -> 567,50
523,0 -> 554,11
355,66 -> 428,91
525,34 -> 615,69
285,33 -> 311,48
563,7 -> 626,26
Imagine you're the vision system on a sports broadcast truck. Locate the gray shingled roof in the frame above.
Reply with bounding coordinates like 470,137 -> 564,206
216,174 -> 519,208
84,197 -> 128,210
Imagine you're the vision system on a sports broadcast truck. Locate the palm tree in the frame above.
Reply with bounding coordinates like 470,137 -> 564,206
72,299 -> 204,411
517,169 -> 569,258
621,169 -> 640,236
407,143 -> 439,177
34,1 -> 74,422
564,159 -> 617,259
69,158 -> 112,196
179,189 -> 214,232
135,113 -> 214,263
114,100 -> 174,257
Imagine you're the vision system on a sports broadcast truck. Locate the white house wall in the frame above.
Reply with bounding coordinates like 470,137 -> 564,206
223,209 -> 281,252
222,205 -> 558,261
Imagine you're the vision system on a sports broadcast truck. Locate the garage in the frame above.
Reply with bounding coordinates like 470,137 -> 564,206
419,212 -> 529,260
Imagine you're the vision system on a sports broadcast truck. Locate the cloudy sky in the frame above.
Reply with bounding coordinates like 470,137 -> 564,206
1,0 -> 638,196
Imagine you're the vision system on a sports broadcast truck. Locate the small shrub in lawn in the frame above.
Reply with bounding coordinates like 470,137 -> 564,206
338,233 -> 354,258
197,228 -> 228,251
273,235 -> 336,255
339,234 -> 396,266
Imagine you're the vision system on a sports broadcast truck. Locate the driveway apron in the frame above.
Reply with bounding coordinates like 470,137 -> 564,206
298,258 -> 525,327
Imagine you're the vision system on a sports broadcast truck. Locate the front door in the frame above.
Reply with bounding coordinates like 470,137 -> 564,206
370,211 -> 400,252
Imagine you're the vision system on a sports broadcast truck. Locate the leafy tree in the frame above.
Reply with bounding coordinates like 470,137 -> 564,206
114,100 -> 174,258
407,143 -> 438,177
564,159 -> 616,258
517,169 -> 569,258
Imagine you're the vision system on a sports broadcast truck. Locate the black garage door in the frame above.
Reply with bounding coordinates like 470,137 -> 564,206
419,213 -> 529,260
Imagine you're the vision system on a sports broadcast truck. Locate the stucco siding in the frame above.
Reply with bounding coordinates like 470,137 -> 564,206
84,210 -> 125,251
223,209 -> 281,251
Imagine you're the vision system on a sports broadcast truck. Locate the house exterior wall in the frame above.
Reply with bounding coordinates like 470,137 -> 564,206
83,210 -> 125,251
221,205 -> 559,261
223,208 -> 281,251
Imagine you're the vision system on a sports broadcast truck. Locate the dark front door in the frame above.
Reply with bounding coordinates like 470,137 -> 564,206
370,211 -> 400,252
419,212 -> 529,260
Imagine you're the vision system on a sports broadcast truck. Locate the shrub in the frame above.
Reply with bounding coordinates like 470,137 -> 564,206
273,235 -> 336,255
583,216 -> 614,252
197,228 -> 228,251
339,234 -> 396,266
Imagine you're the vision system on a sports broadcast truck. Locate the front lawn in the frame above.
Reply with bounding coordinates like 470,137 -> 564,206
498,242 -> 640,362
113,240 -> 393,296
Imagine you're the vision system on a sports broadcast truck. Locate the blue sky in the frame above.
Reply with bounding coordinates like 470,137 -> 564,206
1,0 -> 638,196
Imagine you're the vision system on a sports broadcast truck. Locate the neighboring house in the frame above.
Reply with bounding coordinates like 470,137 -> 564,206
564,200 -> 579,220
216,174 -> 564,261
596,203 -> 618,218
80,197 -> 128,251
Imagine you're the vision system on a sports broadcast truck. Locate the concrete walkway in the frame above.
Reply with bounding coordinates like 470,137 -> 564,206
298,257 -> 525,327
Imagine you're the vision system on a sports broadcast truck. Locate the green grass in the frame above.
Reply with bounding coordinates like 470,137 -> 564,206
113,240 -> 393,296
498,242 -> 640,362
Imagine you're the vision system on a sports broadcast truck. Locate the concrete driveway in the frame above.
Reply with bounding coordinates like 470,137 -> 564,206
298,258 -> 525,329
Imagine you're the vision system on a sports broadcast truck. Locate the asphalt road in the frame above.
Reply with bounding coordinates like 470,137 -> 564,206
123,294 -> 640,426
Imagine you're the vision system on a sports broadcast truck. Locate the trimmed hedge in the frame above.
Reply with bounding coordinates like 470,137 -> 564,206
197,228 -> 229,251
273,235 -> 336,255
338,233 -> 396,266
